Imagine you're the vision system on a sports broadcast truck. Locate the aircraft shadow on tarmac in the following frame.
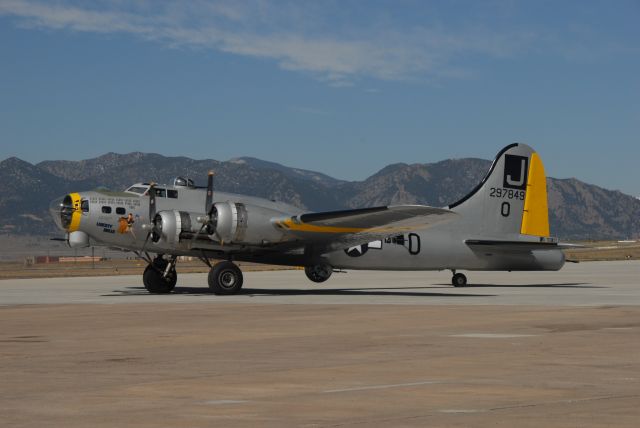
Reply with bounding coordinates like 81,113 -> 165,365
432,282 -> 599,288
102,285 -> 495,298
102,283 -> 598,298
238,287 -> 493,298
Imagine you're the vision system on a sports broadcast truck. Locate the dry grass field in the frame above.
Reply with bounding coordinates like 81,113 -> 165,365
0,259 -> 295,280
564,240 -> 640,262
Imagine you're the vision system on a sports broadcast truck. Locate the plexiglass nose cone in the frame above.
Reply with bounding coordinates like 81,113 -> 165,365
49,195 -> 74,231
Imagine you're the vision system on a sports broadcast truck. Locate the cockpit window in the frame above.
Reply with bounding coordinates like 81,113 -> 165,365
81,199 -> 89,213
174,177 -> 195,188
154,188 -> 166,197
126,186 -> 148,195
167,189 -> 178,199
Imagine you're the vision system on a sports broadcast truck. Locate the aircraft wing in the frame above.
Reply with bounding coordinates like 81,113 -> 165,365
274,205 -> 456,251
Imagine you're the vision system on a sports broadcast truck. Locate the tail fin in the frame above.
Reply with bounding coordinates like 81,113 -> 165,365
448,143 -> 550,239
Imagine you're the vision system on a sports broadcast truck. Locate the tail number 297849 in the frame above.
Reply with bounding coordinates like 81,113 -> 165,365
489,188 -> 525,200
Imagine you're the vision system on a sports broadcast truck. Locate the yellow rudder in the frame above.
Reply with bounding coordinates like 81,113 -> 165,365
520,152 -> 550,237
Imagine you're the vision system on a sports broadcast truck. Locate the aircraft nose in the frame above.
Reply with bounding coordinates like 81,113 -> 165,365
49,193 -> 83,231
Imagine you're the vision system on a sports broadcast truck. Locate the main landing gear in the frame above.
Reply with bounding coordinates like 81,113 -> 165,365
139,253 -> 245,295
208,261 -> 244,295
451,270 -> 468,287
304,264 -> 333,283
143,256 -> 177,294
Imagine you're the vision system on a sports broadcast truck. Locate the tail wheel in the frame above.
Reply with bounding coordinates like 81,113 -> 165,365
143,263 -> 177,294
452,273 -> 467,287
208,261 -> 244,295
305,264 -> 333,283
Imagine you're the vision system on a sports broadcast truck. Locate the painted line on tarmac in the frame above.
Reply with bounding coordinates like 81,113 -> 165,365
323,380 -> 440,393
449,333 -> 537,338
201,400 -> 248,405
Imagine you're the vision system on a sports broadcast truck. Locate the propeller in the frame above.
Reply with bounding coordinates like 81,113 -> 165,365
141,183 -> 159,253
206,170 -> 214,215
193,171 -> 217,242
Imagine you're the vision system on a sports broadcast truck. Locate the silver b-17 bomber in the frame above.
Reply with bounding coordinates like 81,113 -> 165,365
50,143 -> 569,295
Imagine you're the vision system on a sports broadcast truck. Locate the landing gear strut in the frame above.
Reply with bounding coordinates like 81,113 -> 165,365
451,270 -> 467,287
305,264 -> 333,283
143,256 -> 177,294
208,261 -> 244,295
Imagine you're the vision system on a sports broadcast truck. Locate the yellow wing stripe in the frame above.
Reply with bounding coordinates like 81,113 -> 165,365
520,152 -> 550,237
68,192 -> 83,232
279,219 -> 367,234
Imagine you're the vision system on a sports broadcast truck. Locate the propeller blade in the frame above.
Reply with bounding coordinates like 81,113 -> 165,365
191,223 -> 207,244
140,183 -> 158,253
141,230 -> 152,254
205,171 -> 214,215
148,182 -> 157,222
192,171 -> 215,245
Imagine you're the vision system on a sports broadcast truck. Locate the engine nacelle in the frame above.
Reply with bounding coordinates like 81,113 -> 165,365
209,202 -> 248,243
153,203 -> 287,247
152,210 -> 200,246
206,201 -> 289,245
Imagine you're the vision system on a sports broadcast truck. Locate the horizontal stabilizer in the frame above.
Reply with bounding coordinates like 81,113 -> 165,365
465,239 -> 582,251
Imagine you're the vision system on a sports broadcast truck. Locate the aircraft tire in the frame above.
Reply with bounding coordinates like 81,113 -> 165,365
143,264 -> 177,293
452,273 -> 467,287
209,261 -> 244,295
304,265 -> 333,283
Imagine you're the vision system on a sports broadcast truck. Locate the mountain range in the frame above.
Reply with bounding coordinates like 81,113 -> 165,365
1,152 -> 639,240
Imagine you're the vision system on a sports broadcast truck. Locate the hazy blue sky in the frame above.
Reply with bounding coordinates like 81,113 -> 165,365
1,0 -> 639,195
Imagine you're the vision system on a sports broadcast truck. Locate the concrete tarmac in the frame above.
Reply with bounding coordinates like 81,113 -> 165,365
0,260 -> 638,306
1,261 -> 640,427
